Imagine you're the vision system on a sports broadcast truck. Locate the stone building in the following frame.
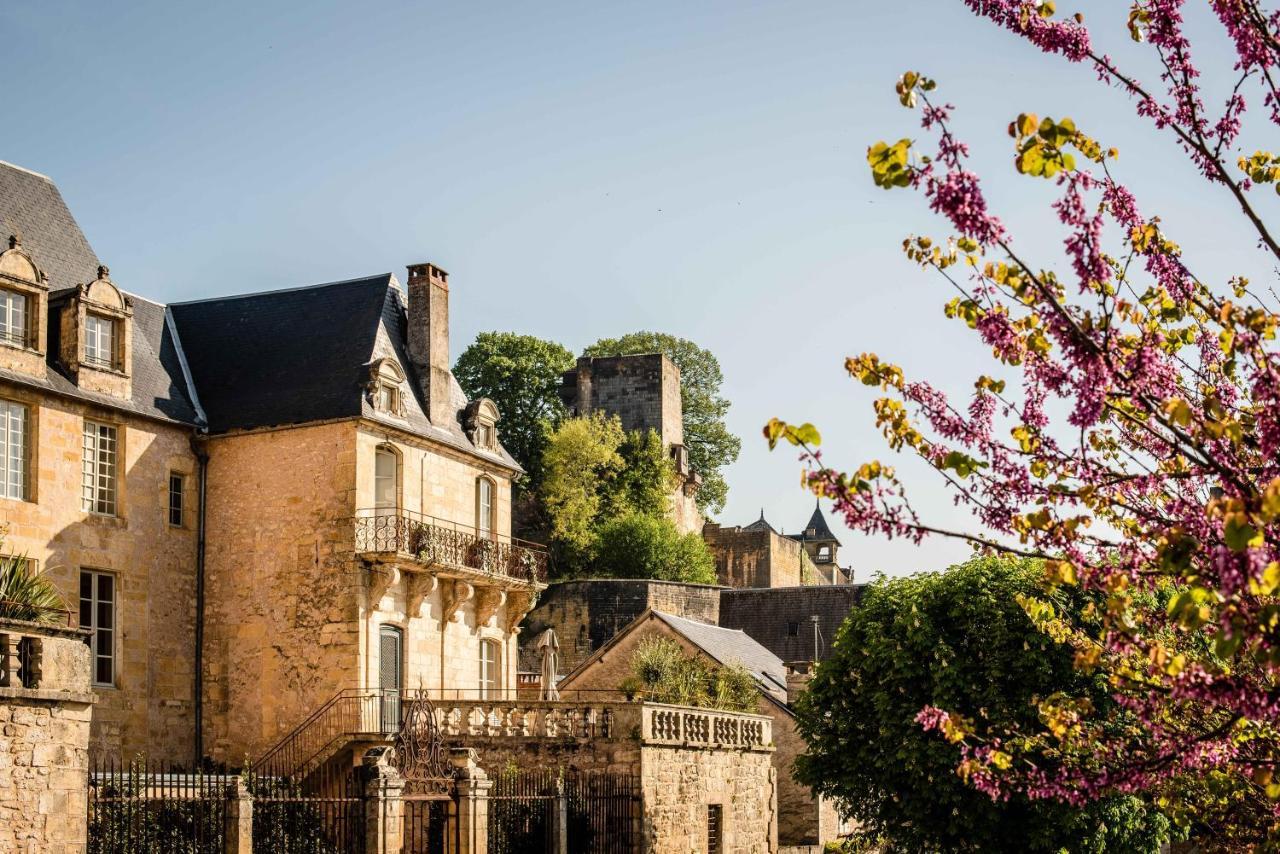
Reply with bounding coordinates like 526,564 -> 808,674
557,609 -> 841,850
519,578 -> 721,675
0,160 -> 546,768
703,512 -> 817,589
703,505 -> 851,590
559,354 -> 702,534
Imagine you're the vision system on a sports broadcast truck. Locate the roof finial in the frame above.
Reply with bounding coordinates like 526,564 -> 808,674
759,508 -> 765,520
97,264 -> 109,280
7,233 -> 19,250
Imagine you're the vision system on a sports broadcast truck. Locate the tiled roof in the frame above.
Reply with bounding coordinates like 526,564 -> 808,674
651,611 -> 788,702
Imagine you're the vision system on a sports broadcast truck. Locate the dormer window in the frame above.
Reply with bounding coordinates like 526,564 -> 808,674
0,289 -> 28,347
0,235 -> 49,368
84,314 -> 116,369
367,358 -> 407,418
462,398 -> 501,453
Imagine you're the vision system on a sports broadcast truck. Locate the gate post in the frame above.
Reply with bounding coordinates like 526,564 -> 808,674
450,748 -> 491,854
549,777 -> 568,854
224,776 -> 253,854
365,747 -> 407,854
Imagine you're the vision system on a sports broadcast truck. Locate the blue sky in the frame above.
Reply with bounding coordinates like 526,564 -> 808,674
7,1 -> 1275,577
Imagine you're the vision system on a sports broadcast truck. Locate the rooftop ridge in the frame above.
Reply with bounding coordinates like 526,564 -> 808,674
167,272 -> 392,307
0,159 -> 53,182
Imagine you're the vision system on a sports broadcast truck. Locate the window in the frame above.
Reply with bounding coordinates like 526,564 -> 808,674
476,477 -> 494,538
707,805 -> 723,854
375,447 -> 398,510
479,639 -> 502,699
377,384 -> 399,414
817,546 -> 831,563
81,421 -> 118,515
84,314 -> 116,369
0,400 -> 28,500
79,570 -> 115,687
0,289 -> 27,347
787,621 -> 800,638
168,472 -> 184,527
477,423 -> 494,450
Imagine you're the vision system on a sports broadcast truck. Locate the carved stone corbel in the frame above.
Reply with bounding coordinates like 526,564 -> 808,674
367,565 -> 400,607
405,573 -> 438,618
474,588 -> 507,627
443,580 -> 474,623
504,591 -> 535,634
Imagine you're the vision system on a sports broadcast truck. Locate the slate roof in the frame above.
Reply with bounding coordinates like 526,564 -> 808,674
0,161 -> 101,291
787,502 -> 841,546
0,160 -> 520,469
651,611 -> 788,702
741,510 -> 775,534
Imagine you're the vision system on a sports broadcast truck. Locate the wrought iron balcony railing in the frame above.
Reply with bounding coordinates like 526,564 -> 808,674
353,509 -> 548,585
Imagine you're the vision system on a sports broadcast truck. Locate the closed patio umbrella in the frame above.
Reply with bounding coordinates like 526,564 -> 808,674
537,628 -> 561,701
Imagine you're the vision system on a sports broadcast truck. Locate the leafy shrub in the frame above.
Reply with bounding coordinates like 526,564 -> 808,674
625,636 -> 757,713
592,513 -> 716,585
0,531 -> 65,624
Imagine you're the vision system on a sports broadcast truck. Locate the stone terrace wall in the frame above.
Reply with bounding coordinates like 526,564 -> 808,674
520,579 -> 722,674
640,744 -> 776,854
718,586 -> 863,664
0,619 -> 95,854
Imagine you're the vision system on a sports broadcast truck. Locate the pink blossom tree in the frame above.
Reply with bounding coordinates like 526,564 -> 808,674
769,1 -> 1280,844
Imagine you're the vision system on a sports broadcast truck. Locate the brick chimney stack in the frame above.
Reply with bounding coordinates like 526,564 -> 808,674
406,262 -> 452,425
785,661 -> 815,706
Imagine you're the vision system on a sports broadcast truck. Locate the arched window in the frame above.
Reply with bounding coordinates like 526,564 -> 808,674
375,446 -> 398,510
479,638 -> 502,699
476,477 -> 494,538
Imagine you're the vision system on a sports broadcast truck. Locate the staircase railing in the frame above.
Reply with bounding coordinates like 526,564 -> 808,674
253,689 -> 395,779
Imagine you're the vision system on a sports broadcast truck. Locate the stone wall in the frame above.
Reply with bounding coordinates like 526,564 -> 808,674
0,380 -> 198,765
719,586 -> 863,664
641,745 -> 776,854
520,580 -> 722,675
0,619 -> 95,854
702,523 -> 815,589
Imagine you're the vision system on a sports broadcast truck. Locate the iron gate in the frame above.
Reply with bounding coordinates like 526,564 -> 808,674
488,769 -> 640,854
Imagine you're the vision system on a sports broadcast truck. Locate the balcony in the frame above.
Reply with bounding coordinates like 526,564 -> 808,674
353,509 -> 548,589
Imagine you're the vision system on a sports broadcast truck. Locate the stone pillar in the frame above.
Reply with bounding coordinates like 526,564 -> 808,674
549,777 -> 568,854
224,777 -> 252,854
450,748 -> 491,854
364,747 -> 407,854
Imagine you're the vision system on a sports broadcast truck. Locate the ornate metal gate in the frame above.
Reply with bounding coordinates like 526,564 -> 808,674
395,692 -> 456,854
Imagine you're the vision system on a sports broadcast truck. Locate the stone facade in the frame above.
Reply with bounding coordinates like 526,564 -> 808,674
520,579 -> 722,675
718,586 -> 863,664
0,381 -> 199,764
0,618 -> 95,854
702,520 -> 817,589
559,354 -> 703,534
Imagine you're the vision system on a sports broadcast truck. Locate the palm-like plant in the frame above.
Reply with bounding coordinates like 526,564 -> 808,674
0,547 -> 65,625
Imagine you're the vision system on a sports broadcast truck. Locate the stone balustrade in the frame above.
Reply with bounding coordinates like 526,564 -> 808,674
641,703 -> 771,751
430,698 -> 772,752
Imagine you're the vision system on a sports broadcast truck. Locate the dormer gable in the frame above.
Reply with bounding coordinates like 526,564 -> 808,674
461,397 -> 501,452
0,234 -> 51,377
55,265 -> 134,400
366,356 -> 408,418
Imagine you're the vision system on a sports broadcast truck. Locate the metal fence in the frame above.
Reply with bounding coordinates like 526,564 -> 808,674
247,761 -> 366,854
489,769 -> 640,854
403,798 -> 452,854
88,757 -> 230,854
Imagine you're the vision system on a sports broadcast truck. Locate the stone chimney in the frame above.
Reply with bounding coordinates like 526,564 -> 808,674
406,262 -> 452,425
785,661 -> 815,706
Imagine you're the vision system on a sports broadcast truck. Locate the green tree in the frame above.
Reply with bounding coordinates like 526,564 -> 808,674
453,332 -> 575,483
593,513 -> 716,585
541,413 -> 626,565
794,557 -> 1174,853
583,332 -> 739,515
